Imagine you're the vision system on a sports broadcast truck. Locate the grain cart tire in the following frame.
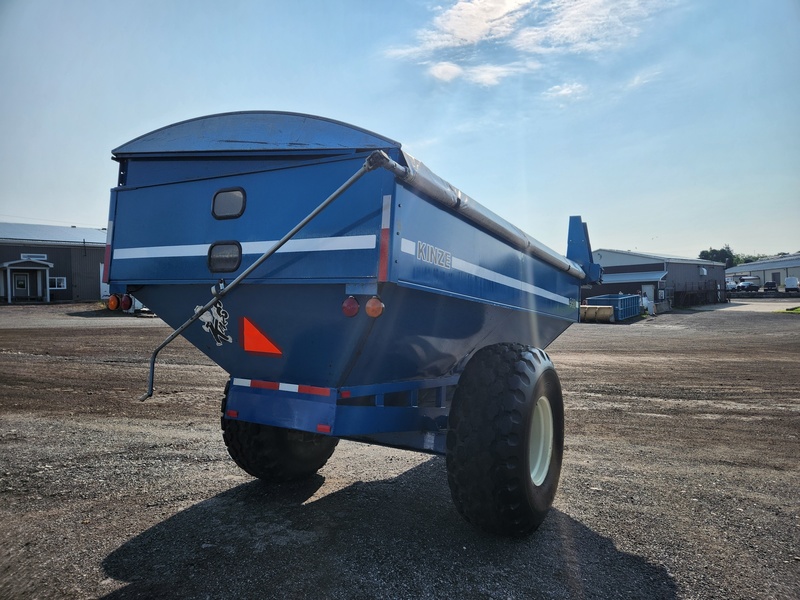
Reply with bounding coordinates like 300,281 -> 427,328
221,389 -> 338,482
446,343 -> 564,537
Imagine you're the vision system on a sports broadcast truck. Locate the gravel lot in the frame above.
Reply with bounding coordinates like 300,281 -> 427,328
0,300 -> 798,599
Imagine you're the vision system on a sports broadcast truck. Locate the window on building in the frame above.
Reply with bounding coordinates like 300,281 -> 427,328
49,277 -> 67,290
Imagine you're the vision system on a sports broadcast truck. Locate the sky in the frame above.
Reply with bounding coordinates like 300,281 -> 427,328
0,0 -> 798,258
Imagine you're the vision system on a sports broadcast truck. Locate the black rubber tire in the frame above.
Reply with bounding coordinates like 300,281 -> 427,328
221,388 -> 338,483
446,343 -> 564,537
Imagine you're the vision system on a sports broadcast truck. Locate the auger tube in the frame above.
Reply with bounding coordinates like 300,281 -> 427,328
371,150 -> 586,280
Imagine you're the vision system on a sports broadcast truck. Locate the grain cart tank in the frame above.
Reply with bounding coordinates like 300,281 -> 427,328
104,112 -> 602,537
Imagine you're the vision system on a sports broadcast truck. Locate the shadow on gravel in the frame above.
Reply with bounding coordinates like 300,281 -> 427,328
102,459 -> 676,599
67,307 -> 120,318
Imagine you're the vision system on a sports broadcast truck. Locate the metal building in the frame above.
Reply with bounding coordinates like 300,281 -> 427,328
725,254 -> 800,289
0,223 -> 107,303
586,249 -> 727,311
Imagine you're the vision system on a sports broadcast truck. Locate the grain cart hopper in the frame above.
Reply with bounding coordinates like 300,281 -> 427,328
104,112 -> 602,537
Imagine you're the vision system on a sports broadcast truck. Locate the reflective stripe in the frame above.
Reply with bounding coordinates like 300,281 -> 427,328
232,378 -> 332,397
400,237 -> 570,305
115,243 -> 209,260
114,234 -> 376,261
380,194 -> 392,229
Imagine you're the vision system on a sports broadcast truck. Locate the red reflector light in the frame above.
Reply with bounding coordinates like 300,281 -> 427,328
120,294 -> 133,311
225,409 -> 239,418
317,424 -> 332,433
342,296 -> 359,317
106,294 -> 120,311
365,296 -> 384,318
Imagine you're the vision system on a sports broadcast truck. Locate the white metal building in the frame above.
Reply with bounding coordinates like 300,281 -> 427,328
725,254 -> 800,289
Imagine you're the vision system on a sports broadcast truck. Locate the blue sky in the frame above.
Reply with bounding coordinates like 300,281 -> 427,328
0,0 -> 798,258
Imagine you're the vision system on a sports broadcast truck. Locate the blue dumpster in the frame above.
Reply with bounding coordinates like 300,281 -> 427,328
586,294 -> 640,321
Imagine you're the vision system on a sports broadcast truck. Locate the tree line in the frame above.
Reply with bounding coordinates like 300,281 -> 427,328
698,244 -> 798,268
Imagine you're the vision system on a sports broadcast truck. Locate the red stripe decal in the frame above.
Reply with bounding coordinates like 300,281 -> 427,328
102,221 -> 113,283
298,385 -> 332,397
378,228 -> 390,281
251,380 -> 280,391
102,246 -> 112,283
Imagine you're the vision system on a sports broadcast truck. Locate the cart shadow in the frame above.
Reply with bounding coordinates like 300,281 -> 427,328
101,459 -> 677,599
67,307 -> 121,318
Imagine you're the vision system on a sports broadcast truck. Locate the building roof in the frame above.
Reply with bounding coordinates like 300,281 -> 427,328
601,270 -> 668,284
594,248 -> 724,267
0,222 -> 107,246
726,253 -> 800,274
0,258 -> 54,269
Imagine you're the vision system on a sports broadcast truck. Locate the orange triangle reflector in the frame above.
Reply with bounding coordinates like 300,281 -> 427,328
241,317 -> 283,356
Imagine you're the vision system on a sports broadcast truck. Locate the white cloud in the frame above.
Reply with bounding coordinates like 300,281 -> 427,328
398,0 -> 532,57
429,60 -> 541,85
625,67 -> 663,89
429,61 -> 465,82
428,0 -> 531,47
390,0 -> 671,86
465,63 -> 519,86
542,82 -> 588,99
512,0 -> 662,54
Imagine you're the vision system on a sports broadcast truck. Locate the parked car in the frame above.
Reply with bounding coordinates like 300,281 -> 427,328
763,281 -> 778,292
725,280 -> 737,291
785,277 -> 799,293
737,281 -> 759,292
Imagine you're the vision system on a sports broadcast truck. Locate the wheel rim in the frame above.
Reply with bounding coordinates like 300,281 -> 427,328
528,395 -> 554,486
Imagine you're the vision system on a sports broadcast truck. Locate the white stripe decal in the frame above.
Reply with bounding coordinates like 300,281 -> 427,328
113,234 -> 376,261
114,243 -> 209,260
241,235 -> 376,254
230,378 -> 331,397
381,195 -> 392,229
400,238 -> 415,256
105,220 -> 114,246
401,238 -> 569,305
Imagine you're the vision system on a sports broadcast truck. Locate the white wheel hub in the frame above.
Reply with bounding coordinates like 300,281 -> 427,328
528,395 -> 554,486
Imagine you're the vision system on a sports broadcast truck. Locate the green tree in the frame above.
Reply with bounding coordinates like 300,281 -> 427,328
699,244 -> 735,267
737,253 -> 769,264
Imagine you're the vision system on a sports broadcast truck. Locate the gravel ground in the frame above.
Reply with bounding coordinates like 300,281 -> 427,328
0,301 -> 798,599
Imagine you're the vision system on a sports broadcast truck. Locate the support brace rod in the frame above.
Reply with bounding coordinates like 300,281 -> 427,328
138,151 -> 382,401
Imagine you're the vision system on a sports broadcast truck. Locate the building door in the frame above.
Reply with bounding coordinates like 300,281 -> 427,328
642,284 -> 655,303
13,273 -> 29,299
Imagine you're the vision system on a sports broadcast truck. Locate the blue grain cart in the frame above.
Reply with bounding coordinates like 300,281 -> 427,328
104,112 -> 602,536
